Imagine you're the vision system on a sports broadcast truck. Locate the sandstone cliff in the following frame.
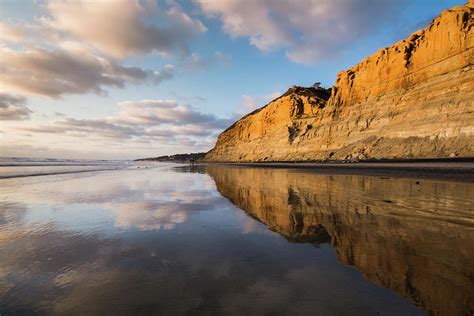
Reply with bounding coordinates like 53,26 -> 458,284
203,165 -> 474,315
204,3 -> 474,162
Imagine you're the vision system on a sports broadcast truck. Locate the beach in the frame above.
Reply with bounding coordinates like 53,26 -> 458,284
200,159 -> 474,181
0,161 -> 473,314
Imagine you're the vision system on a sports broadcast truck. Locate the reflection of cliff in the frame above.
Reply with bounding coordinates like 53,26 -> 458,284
204,165 -> 474,315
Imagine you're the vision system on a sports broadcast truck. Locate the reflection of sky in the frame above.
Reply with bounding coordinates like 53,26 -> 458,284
0,166 -> 227,234
0,167 -> 425,314
22,203 -> 116,234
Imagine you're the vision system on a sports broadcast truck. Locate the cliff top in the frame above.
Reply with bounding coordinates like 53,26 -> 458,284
221,85 -> 331,134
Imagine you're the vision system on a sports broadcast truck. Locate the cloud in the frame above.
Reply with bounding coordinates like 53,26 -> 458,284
0,45 -> 174,98
0,93 -> 32,120
20,118 -> 140,139
0,21 -> 25,43
42,0 -> 207,58
214,51 -> 232,65
195,0 -> 407,64
116,99 -> 231,128
151,64 -> 175,83
180,51 -> 231,72
168,91 -> 208,104
0,1 -> 208,98
15,98 -> 233,149
17,118 -> 218,143
238,91 -> 281,114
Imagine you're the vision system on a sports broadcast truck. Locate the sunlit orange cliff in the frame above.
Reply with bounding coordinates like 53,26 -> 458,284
204,3 -> 474,162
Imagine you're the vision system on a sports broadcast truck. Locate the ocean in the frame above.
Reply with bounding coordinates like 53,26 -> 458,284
0,157 -> 133,179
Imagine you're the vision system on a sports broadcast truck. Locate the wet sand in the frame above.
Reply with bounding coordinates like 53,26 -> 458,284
1,163 -> 473,314
199,160 -> 474,182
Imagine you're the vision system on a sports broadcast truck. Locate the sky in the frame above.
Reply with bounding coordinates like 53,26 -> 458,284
0,0 -> 466,160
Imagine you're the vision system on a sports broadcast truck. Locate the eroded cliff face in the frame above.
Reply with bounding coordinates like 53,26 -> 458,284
204,4 -> 474,162
203,165 -> 474,315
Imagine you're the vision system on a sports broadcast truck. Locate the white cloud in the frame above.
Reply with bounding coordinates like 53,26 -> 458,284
238,91 -> 281,114
0,21 -> 25,43
14,99 -> 233,149
180,51 -> 232,72
116,99 -> 232,128
214,51 -> 232,66
42,0 -> 206,58
0,44 -> 174,98
195,0 -> 407,64
0,1 -> 209,98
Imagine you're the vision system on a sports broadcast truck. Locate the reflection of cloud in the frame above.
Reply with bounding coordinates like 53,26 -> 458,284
220,265 -> 421,315
1,166 -> 473,314
0,167 -> 435,314
115,202 -> 187,231
235,210 -> 263,234
54,269 -> 81,288
0,168 -> 224,232
0,202 -> 27,226
0,225 -> 421,314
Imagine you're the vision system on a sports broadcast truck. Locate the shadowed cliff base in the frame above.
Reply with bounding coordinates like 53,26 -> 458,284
190,165 -> 474,316
204,3 -> 474,162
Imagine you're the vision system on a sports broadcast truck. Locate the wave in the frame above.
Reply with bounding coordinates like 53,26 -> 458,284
0,157 -> 131,179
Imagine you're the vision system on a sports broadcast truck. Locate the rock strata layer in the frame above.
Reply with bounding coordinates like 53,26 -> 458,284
204,4 -> 474,162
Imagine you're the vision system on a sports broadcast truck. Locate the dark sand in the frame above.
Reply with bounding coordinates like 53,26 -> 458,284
197,159 -> 474,182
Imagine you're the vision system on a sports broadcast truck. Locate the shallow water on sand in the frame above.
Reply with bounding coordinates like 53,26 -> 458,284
0,163 -> 472,315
